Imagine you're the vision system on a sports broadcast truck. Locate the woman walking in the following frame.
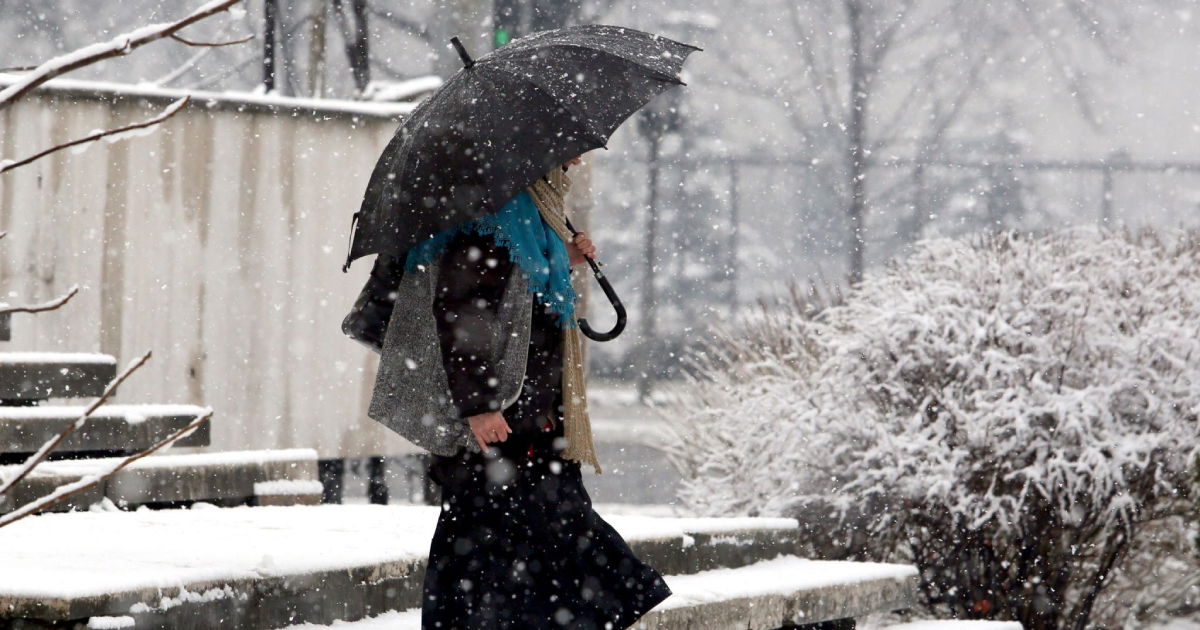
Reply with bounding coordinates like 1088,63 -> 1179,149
402,156 -> 673,630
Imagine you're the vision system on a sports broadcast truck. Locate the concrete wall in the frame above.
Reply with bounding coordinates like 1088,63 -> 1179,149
0,80 -> 422,458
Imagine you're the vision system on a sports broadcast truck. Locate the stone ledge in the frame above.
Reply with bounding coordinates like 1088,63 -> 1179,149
0,449 -> 318,514
0,404 -> 211,456
0,353 -> 116,402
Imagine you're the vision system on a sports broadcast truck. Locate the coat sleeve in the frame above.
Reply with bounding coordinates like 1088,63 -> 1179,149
432,230 -> 517,420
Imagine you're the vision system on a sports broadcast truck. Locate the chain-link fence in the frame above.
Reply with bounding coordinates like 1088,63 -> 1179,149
585,150 -> 1200,381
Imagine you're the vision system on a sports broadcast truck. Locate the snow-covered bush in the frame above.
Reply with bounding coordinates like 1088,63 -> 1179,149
662,228 -> 1200,630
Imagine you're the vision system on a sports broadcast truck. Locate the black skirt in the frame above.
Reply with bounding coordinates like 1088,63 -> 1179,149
422,365 -> 673,628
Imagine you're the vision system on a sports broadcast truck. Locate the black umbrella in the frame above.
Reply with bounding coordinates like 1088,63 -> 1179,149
342,24 -> 700,341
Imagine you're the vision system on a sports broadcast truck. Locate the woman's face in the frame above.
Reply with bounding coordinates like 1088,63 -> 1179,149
562,154 -> 584,169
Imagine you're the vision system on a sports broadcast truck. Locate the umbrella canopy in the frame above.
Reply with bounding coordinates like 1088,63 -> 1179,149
343,24 -> 701,272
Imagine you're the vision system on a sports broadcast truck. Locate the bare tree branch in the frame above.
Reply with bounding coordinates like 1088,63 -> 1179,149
0,285 -> 79,315
0,0 -> 242,108
368,7 -> 433,44
153,19 -> 241,87
177,11 -> 310,91
787,1 -> 843,128
0,409 -> 213,529
169,32 -> 254,48
180,51 -> 259,90
1062,0 -> 1130,64
1015,0 -> 1104,130
0,97 -> 189,175
863,0 -> 917,92
0,351 -> 152,498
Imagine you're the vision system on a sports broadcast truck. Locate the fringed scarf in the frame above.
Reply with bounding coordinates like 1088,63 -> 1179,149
527,167 -> 602,475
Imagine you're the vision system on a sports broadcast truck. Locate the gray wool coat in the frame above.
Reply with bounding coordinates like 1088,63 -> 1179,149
367,253 -> 534,457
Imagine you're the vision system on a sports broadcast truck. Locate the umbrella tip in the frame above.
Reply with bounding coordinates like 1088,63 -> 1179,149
450,37 -> 475,69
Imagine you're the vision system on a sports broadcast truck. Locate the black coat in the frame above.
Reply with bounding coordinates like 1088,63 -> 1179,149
432,229 -> 566,436
423,230 -> 674,629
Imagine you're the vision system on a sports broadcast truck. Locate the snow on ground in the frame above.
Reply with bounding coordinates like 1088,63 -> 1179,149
272,555 -> 918,630
0,504 -> 797,599
279,610 -> 421,630
653,554 -> 917,611
253,479 -> 324,496
1147,620 -> 1200,630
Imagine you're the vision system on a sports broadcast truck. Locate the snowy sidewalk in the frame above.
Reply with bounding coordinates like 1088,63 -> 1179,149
0,504 -> 796,600
2,503 -> 883,629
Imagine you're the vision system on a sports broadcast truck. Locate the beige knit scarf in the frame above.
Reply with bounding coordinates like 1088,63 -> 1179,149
527,167 -> 603,475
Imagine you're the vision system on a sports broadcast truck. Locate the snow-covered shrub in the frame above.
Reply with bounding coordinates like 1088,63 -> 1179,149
662,228 -> 1200,630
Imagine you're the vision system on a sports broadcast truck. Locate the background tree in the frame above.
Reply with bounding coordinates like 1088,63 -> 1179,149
710,0 -> 1155,284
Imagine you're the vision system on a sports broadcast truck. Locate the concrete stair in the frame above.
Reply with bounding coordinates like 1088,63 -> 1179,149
0,351 -> 320,515
0,352 -> 115,403
0,448 -> 322,514
0,505 -> 919,630
266,555 -> 920,630
0,404 -> 211,460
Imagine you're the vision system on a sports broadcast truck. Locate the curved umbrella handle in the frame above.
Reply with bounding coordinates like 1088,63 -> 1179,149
565,217 -> 626,342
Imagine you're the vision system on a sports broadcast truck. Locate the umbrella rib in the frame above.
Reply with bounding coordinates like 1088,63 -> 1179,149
477,62 -> 610,148
477,44 -> 687,87
497,25 -> 703,55
550,42 -> 690,85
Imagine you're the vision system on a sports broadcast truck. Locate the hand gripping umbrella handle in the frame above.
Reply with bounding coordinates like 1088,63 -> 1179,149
565,217 -> 626,342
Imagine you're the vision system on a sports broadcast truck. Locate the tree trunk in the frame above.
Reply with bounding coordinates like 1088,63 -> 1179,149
263,0 -> 278,91
638,131 -> 661,401
844,0 -> 868,285
349,0 -> 370,92
306,0 -> 328,96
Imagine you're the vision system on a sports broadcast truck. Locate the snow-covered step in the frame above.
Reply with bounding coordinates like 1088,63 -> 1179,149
0,352 -> 117,402
271,555 -> 919,630
644,555 -> 918,628
0,448 -> 319,515
0,505 -> 840,629
885,622 -> 1024,630
0,404 -> 211,458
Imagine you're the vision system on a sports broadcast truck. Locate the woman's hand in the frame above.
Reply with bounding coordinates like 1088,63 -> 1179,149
466,410 -> 512,451
567,232 -> 596,267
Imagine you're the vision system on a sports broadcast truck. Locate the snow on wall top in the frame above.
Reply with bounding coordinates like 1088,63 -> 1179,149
0,72 -> 416,119
0,352 -> 116,364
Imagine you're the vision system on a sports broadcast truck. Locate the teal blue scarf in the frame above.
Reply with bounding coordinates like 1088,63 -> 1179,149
404,190 -> 578,328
